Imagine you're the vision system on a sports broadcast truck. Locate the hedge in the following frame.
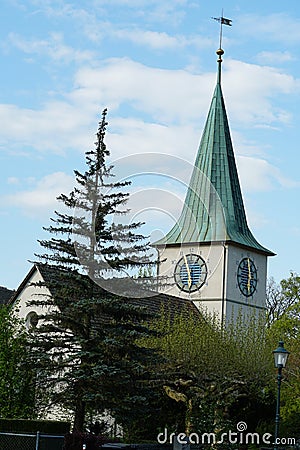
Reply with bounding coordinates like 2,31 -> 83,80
0,418 -> 70,434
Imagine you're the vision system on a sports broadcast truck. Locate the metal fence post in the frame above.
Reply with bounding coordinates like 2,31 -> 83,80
35,431 -> 40,450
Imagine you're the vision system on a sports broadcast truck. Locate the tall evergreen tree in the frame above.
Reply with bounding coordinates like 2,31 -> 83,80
29,109 -> 157,432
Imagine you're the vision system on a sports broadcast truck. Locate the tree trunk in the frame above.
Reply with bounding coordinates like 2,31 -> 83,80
73,395 -> 86,432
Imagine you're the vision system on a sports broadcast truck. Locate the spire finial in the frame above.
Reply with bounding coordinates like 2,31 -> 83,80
216,48 -> 224,62
212,12 -> 232,84
216,48 -> 224,84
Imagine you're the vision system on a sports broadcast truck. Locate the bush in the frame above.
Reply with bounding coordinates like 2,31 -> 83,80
0,418 -> 70,434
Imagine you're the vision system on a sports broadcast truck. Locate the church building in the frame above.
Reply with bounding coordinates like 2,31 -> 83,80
153,47 -> 275,324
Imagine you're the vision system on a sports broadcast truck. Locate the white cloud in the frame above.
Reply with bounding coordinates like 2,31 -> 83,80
106,117 -> 199,160
0,44 -> 299,142
100,0 -> 189,25
256,51 -> 294,65
7,177 -> 19,185
0,56 -> 298,198
70,57 -> 298,128
0,102 -> 95,154
245,207 -> 270,230
223,59 -> 296,125
115,29 -> 178,49
237,156 -> 299,192
111,28 -> 209,50
70,58 -> 215,124
4,172 -> 75,217
238,13 -> 300,44
105,0 -> 187,6
7,32 -> 94,64
25,1 -> 188,42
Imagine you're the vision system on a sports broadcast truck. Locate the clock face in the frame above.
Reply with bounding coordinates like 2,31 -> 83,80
237,257 -> 257,297
174,253 -> 207,292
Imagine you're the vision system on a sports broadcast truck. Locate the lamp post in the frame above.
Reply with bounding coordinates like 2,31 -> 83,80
273,341 -> 290,450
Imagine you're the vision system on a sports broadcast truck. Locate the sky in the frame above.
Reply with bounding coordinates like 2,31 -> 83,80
1,0 -> 300,290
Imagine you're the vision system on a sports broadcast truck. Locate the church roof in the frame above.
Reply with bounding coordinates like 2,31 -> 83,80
9,263 -> 201,320
0,286 -> 15,305
155,49 -> 274,256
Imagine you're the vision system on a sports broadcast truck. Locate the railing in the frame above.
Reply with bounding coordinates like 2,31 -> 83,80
0,430 -> 64,450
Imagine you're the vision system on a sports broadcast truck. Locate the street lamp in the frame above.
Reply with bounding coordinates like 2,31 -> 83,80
273,341 -> 290,450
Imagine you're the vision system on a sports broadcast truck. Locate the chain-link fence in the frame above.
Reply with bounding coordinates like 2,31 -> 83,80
0,431 -> 64,450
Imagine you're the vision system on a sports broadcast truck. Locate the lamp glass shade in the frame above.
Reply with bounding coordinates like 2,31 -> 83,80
273,341 -> 290,368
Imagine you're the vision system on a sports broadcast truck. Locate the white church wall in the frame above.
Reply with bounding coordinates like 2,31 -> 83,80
157,243 -> 225,300
13,267 -> 53,330
226,245 -> 267,309
156,242 -> 268,324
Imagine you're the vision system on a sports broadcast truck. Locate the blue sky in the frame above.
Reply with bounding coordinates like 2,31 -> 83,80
1,0 -> 300,289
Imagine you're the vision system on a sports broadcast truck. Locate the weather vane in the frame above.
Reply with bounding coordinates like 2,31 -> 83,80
212,10 -> 232,49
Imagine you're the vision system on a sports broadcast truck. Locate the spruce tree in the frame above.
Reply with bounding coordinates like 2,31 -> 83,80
29,109 -> 157,432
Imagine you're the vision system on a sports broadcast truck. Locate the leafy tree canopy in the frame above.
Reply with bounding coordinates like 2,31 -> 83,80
0,306 -> 35,418
267,272 -> 300,438
141,308 -> 275,438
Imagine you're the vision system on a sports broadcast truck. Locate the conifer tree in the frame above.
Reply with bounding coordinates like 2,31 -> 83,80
29,109 -> 157,432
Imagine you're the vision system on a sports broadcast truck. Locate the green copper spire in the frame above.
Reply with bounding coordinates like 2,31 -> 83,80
156,48 -> 274,255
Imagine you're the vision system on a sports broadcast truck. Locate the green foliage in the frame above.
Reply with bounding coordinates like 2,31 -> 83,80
267,272 -> 300,332
142,308 -> 275,438
147,308 -> 272,383
267,272 -> 300,438
0,306 -> 35,418
0,418 -> 70,434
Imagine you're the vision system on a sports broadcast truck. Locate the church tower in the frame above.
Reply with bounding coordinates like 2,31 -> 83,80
154,47 -> 275,323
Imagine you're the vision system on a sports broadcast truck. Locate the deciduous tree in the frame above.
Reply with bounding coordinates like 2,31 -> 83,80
0,306 -> 35,418
144,309 -> 275,438
267,271 -> 300,438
